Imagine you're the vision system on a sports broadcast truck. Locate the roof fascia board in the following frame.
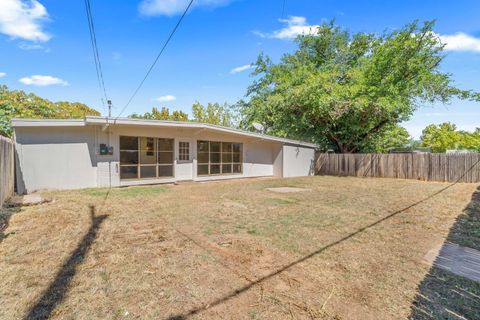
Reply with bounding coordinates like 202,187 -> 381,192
11,118 -> 85,127
11,116 -> 317,148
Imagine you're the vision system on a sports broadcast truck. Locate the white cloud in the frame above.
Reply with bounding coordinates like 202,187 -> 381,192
254,16 -> 319,40
0,72 -> 6,78
19,75 -> 68,86
154,95 -> 176,102
230,64 -> 253,74
438,32 -> 480,53
139,0 -> 233,16
0,0 -> 51,42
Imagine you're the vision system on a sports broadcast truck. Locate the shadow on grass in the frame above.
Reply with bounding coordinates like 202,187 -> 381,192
24,205 -> 108,320
410,187 -> 480,319
0,205 -> 21,243
166,179 -> 472,320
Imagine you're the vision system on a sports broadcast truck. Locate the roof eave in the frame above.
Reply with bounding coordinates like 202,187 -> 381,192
85,117 -> 317,148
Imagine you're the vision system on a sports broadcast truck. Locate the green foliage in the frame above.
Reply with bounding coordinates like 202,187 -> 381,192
130,102 -> 236,126
365,125 -> 413,153
192,101 -> 236,127
238,20 -> 479,153
0,85 -> 100,137
130,107 -> 189,121
420,122 -> 480,152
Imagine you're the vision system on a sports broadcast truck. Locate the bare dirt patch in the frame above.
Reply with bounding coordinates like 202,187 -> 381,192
0,176 -> 478,319
266,187 -> 310,193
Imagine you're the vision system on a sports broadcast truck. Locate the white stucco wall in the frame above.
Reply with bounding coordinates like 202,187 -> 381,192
98,125 -> 279,185
272,144 -> 283,177
282,144 -> 315,177
14,126 -> 97,194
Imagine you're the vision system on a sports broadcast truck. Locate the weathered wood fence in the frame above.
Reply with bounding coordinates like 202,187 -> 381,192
0,136 -> 15,206
315,153 -> 480,183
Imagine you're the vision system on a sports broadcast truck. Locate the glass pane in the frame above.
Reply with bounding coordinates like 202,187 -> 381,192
198,141 -> 209,152
120,166 -> 138,179
198,152 -> 209,163
158,139 -> 174,151
179,142 -> 189,161
158,152 -> 173,164
222,142 -> 232,152
233,152 -> 241,163
210,153 -> 220,163
140,166 -> 156,178
222,164 -> 232,174
120,136 -> 138,150
233,164 -> 242,173
197,164 -> 209,175
158,165 -> 173,177
210,164 -> 220,174
140,150 -> 156,164
120,151 -> 138,165
233,143 -> 241,153
222,153 -> 232,162
210,142 -> 221,153
140,137 -> 155,155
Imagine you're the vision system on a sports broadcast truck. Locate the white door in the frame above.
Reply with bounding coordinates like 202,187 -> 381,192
176,140 -> 193,181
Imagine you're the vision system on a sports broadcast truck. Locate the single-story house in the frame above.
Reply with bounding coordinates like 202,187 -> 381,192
12,116 -> 317,194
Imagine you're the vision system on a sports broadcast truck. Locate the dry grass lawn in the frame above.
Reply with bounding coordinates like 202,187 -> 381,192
1,176 -> 479,319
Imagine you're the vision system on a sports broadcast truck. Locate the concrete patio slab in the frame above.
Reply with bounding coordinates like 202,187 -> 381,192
424,242 -> 480,282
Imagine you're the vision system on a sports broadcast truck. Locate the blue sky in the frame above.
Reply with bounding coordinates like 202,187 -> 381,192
0,0 -> 479,138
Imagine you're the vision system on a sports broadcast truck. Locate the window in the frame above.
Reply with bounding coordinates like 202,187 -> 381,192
179,142 -> 190,161
120,136 -> 174,179
197,141 -> 242,176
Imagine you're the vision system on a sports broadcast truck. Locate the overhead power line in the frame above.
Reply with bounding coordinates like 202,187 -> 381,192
115,0 -> 195,119
282,0 -> 286,18
84,0 -> 109,113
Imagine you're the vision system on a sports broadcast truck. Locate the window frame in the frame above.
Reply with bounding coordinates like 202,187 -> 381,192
119,136 -> 175,180
178,141 -> 190,162
197,140 -> 242,176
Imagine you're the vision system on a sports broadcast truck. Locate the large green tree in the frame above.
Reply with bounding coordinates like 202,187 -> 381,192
420,122 -> 480,152
0,85 -> 100,137
238,21 -> 479,153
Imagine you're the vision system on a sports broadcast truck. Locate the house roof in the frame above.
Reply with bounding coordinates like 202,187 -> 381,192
11,116 -> 318,148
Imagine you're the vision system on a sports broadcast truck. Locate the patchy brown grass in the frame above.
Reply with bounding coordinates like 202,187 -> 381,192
0,176 -> 478,319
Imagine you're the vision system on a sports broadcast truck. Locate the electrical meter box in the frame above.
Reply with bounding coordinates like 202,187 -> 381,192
99,144 -> 113,155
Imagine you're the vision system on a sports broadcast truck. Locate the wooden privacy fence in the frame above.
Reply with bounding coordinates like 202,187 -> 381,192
0,136 -> 15,206
315,153 -> 480,183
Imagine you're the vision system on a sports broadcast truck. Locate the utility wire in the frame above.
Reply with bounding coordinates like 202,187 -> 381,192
84,0 -> 109,112
281,0 -> 286,18
115,0 -> 195,119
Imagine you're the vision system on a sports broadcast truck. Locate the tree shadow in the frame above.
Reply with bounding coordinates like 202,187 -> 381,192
166,179 -> 470,320
0,204 -> 21,243
24,205 -> 108,320
410,187 -> 480,319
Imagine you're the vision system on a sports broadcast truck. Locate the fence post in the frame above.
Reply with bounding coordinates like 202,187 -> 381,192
0,136 -> 15,207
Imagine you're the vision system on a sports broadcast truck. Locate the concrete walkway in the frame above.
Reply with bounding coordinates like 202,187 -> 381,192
427,242 -> 480,282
